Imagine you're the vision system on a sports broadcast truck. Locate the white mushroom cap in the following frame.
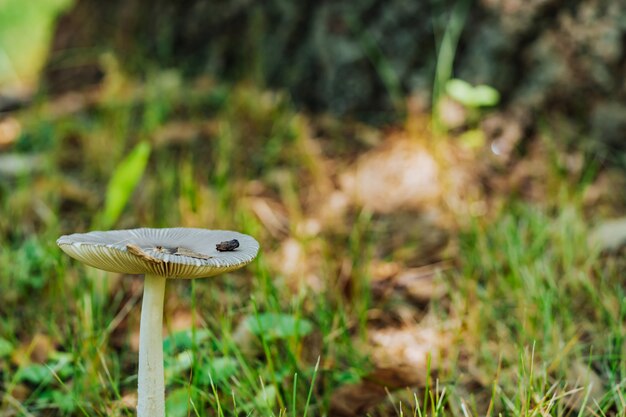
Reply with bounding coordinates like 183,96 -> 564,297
57,228 -> 259,278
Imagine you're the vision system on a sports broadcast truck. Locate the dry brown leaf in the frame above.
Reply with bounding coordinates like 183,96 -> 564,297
583,169 -> 626,216
313,190 -> 350,233
340,138 -> 440,213
330,320 -> 451,416
564,361 -> 606,412
153,121 -> 202,147
8,383 -> 31,402
371,210 -> 450,266
129,326 -> 140,353
275,238 -> 305,278
0,117 -> 21,149
370,261 -> 402,282
370,262 -> 447,307
589,217 -> 626,251
167,309 -> 196,332
107,392 -> 137,416
368,319 -> 450,374
438,96 -> 468,130
330,367 -> 419,417
394,265 -> 447,304
11,333 -> 57,366
248,197 -> 289,238
46,90 -> 100,118
267,237 -> 325,292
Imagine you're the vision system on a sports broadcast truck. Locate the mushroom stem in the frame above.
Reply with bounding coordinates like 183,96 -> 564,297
137,274 -> 166,417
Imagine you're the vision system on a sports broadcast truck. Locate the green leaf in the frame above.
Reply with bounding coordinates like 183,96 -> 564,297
254,384 -> 278,409
445,79 -> 473,105
241,383 -> 279,414
0,338 -> 13,358
165,387 -> 193,417
98,141 -> 151,229
17,364 -> 51,385
471,84 -> 500,107
49,352 -> 74,379
163,329 -> 211,354
445,78 -> 500,108
244,313 -> 313,340
51,390 -> 76,414
334,369 -> 362,384
197,356 -> 238,386
164,351 -> 193,384
458,129 -> 486,149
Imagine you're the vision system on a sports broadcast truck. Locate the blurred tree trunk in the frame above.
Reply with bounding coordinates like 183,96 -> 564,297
43,0 -> 626,153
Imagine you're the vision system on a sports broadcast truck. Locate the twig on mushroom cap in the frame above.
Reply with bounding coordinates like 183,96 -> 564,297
126,244 -> 164,264
172,247 -> 213,259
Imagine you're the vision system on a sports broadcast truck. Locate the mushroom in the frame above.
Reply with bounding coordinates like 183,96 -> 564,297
57,228 -> 259,417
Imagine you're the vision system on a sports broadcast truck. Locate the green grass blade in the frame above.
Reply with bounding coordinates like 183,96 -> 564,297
97,141 -> 151,229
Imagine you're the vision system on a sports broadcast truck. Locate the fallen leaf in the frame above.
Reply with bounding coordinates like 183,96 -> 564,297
340,138 -> 440,213
394,265 -> 447,304
368,321 -> 449,374
248,197 -> 289,238
331,320 -> 451,416
8,383 -> 31,402
11,333 -> 56,366
564,361 -> 605,412
438,96 -> 468,130
0,117 -> 21,149
153,121 -> 202,148
107,392 -> 137,416
329,367 -> 423,417
589,217 -> 626,251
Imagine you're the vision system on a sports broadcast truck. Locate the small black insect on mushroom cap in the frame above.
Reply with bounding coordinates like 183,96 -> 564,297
216,239 -> 239,252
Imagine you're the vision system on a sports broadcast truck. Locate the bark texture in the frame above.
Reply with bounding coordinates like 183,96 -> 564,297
42,0 -> 626,152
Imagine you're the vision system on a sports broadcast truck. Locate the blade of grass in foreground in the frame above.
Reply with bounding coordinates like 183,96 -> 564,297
97,140 -> 151,229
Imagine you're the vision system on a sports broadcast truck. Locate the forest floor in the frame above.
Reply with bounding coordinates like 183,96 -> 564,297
1,71 -> 626,417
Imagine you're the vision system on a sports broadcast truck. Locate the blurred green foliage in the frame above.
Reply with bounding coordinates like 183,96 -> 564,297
98,141 -> 151,229
0,0 -> 72,86
0,1 -> 625,415
244,313 -> 313,341
445,78 -> 499,108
